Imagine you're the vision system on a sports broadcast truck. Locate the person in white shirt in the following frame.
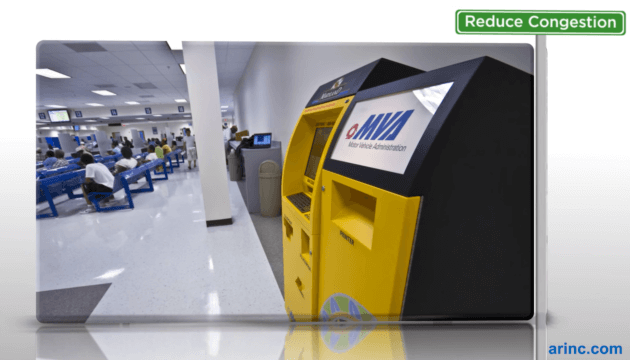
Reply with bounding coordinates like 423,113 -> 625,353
80,153 -> 116,214
182,128 -> 197,170
145,145 -> 159,161
113,146 -> 138,175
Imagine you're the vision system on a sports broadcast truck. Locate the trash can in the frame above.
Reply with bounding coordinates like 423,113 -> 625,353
228,149 -> 242,181
259,160 -> 281,217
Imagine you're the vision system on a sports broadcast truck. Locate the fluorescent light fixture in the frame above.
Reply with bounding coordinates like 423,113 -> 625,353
167,41 -> 183,50
85,120 -> 97,122
221,110 -> 227,112
86,103 -> 104,107
36,68 -> 70,79
45,105 -> 65,108
136,117 -> 145,120
221,106 -> 228,109
175,99 -> 187,103
184,115 -> 191,117
180,64 -> 186,74
91,90 -> 117,96
100,117 -> 109,120
125,101 -> 140,105
153,114 -> 162,117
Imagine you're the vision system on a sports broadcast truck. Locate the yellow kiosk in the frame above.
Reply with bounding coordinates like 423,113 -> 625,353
282,59 -> 424,321
318,56 -> 534,321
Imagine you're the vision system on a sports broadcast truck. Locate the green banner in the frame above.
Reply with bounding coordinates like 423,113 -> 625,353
456,10 -> 625,35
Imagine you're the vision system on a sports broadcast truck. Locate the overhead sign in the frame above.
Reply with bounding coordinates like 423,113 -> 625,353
75,111 -> 83,117
38,113 -> 46,119
178,106 -> 184,112
331,82 -> 453,174
110,109 -> 118,116
145,107 -> 152,114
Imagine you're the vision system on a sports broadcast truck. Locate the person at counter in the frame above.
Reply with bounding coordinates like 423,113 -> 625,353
123,137 -> 133,148
110,141 -> 122,155
42,150 -> 57,169
36,148 -> 46,162
183,128 -> 197,170
51,150 -> 69,169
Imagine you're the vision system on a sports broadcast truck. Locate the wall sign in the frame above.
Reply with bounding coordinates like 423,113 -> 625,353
178,106 -> 184,112
152,127 -> 158,135
331,82 -> 453,175
110,109 -> 118,116
145,107 -> 152,114
75,111 -> 83,117
38,113 -> 46,120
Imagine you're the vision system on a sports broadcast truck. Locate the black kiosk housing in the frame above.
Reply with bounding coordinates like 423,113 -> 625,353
322,56 -> 534,320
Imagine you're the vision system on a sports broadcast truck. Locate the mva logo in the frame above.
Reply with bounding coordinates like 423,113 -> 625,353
345,110 -> 414,141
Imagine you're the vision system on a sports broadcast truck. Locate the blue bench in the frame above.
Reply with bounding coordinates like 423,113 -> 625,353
88,159 -> 168,212
37,170 -> 86,219
96,154 -> 122,163
68,158 -> 80,164
165,149 -> 183,170
37,164 -> 81,179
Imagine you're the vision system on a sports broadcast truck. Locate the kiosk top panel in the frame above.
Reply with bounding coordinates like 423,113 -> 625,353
306,58 -> 424,108
323,56 -> 534,197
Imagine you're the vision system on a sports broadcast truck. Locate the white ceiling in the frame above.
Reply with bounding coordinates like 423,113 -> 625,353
36,41 -> 255,123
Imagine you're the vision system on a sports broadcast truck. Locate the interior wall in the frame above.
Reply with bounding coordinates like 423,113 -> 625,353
233,42 -> 533,163
36,121 -> 194,144
97,121 -> 194,141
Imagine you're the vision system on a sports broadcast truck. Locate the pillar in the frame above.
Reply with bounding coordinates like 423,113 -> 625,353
183,41 -> 233,226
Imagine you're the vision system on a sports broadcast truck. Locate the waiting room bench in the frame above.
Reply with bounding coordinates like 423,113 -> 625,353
164,149 -> 183,170
36,162 -> 117,219
37,164 -> 81,179
37,170 -> 86,219
88,159 -> 168,212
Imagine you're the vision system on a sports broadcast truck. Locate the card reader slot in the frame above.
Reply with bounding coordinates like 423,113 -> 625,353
330,181 -> 376,249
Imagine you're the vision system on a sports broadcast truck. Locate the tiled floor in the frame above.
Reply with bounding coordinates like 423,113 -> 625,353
37,167 -> 286,323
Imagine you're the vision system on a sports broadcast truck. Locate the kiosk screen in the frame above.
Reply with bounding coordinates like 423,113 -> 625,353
304,127 -> 333,180
330,82 -> 453,174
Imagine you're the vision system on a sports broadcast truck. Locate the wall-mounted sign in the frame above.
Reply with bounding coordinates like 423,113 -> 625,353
178,106 -> 184,112
110,109 -> 118,116
152,127 -> 158,135
75,111 -> 83,118
145,107 -> 152,114
38,113 -> 46,119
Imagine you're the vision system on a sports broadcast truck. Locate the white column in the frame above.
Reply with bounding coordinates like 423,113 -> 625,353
94,131 -> 111,157
57,133 -> 77,155
130,129 -> 143,153
183,41 -> 233,226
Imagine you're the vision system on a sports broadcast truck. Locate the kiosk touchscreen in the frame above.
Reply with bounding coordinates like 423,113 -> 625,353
282,58 -> 424,321
319,56 -> 533,321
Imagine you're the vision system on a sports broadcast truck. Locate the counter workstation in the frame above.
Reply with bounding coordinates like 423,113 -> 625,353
229,139 -> 282,213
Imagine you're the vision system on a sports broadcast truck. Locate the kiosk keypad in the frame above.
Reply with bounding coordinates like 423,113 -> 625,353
287,193 -> 311,213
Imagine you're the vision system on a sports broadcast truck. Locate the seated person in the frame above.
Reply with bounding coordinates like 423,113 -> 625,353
80,153 -> 116,214
51,150 -> 69,169
109,141 -> 122,155
36,148 -> 46,162
42,150 -> 57,169
145,145 -> 158,161
113,146 -> 138,175
170,140 -> 179,151
161,140 -> 172,155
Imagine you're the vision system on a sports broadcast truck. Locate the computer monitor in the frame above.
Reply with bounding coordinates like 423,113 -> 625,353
304,127 -> 333,180
252,133 -> 272,148
47,109 -> 71,123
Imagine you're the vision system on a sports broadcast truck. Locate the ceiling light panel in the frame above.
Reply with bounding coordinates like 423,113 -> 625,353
92,90 -> 117,96
36,68 -> 70,79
